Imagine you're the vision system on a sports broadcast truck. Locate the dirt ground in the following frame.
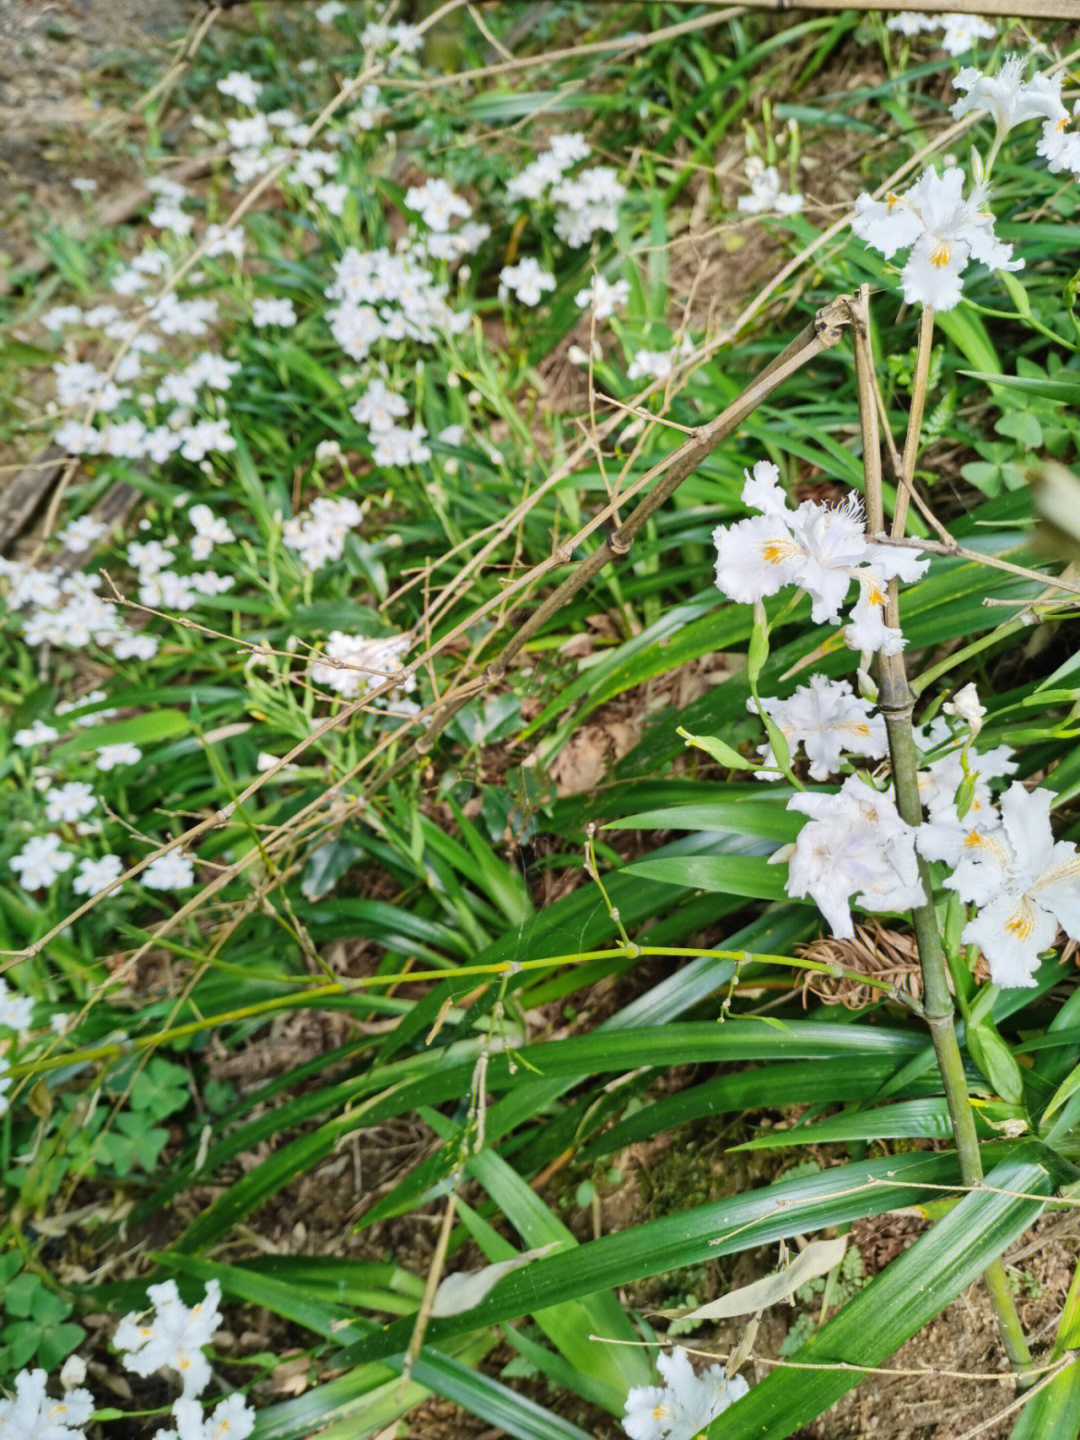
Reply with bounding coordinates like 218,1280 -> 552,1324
0,0 -> 196,250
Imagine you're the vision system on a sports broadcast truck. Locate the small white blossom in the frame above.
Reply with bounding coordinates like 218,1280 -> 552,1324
217,71 -> 262,106
282,496 -> 363,571
97,743 -> 143,770
574,274 -> 631,320
13,720 -> 60,748
10,835 -> 75,889
59,516 -> 108,553
0,978 -> 34,1033
73,854 -> 125,897
886,11 -> 938,35
751,675 -> 887,780
406,178 -> 472,231
937,13 -> 997,56
44,782 -> 97,824
623,1347 -> 748,1440
188,504 -> 235,560
59,1356 -> 88,1393
115,1280 -> 221,1398
350,379 -> 410,432
737,157 -> 803,216
143,852 -> 196,890
252,297 -> 298,328
499,258 -> 557,307
943,681 -> 986,736
851,166 -> 1021,311
1037,89 -> 1080,179
173,1395 -> 256,1440
313,180 -> 349,215
0,1368 -> 94,1440
916,738 -> 1015,820
784,775 -> 927,938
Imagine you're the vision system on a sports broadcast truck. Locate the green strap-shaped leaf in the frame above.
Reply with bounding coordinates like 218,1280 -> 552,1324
1008,1360 -> 1080,1440
711,1150 -> 1055,1439
332,1145 -> 1069,1370
621,853 -> 799,903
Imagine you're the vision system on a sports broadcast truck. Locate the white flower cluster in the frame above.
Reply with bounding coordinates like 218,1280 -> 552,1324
189,503 -> 235,561
885,12 -> 996,55
325,245 -> 471,363
852,58 -> 1079,309
0,559 -> 159,659
50,332 -> 238,463
131,528 -> 235,613
281,495 -> 363,571
350,378 -> 431,466
506,132 -> 626,246
309,630 -> 417,711
405,178 -> 491,263
920,782 -> 1080,989
12,1279 -> 259,1440
9,828 -> 190,897
623,1347 -> 749,1440
360,18 -> 424,64
712,461 -> 929,655
953,60 -> 1080,181
737,156 -> 803,216
0,1367 -> 95,1440
750,673 -> 1080,988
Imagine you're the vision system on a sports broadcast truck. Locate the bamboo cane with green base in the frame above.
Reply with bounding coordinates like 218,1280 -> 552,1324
849,284 -> 1034,1384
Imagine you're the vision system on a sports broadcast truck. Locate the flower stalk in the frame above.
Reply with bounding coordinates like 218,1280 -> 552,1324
850,285 -> 1034,1382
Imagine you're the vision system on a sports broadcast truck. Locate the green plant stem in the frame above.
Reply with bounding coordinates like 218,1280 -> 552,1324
851,286 -> 1034,1383
909,611 -> 1034,697
5,944 -> 921,1082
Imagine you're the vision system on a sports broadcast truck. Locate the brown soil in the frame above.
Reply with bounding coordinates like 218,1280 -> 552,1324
0,0 -> 197,250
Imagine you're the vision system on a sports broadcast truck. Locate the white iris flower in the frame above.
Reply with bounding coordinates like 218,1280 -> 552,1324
623,1348 -> 749,1440
851,166 -> 1020,311
784,775 -> 926,938
751,675 -> 888,780
114,1280 -> 222,1398
713,461 -> 927,651
941,783 -> 1080,988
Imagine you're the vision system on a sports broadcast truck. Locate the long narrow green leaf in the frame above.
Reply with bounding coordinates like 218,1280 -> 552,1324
583,1064 -> 951,1161
1008,1359 -> 1080,1439
606,799 -> 803,842
712,1151 -> 1055,1439
174,1022 -> 922,1251
621,853 -> 796,902
333,1145 -> 1068,1370
731,1096 -> 1022,1150
463,1148 -> 653,1399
